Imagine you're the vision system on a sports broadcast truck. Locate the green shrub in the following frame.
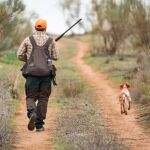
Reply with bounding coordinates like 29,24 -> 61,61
0,51 -> 20,65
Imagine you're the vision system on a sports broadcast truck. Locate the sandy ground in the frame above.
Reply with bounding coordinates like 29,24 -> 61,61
12,94 -> 57,150
72,41 -> 150,150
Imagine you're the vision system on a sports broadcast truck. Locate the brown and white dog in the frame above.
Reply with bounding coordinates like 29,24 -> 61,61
119,83 -> 132,115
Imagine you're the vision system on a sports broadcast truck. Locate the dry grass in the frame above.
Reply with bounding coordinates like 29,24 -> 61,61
131,69 -> 150,127
131,53 -> 150,104
6,71 -> 20,99
131,71 -> 150,104
0,50 -> 22,149
62,79 -> 85,98
56,86 -> 126,150
0,80 -> 15,149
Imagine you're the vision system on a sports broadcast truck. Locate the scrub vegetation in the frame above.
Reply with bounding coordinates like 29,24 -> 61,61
0,0 -> 32,149
0,50 -> 24,149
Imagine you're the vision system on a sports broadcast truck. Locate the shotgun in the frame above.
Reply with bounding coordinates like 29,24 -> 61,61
55,18 -> 82,42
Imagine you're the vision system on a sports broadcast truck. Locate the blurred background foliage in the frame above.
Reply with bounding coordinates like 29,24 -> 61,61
0,0 -> 32,52
60,0 -> 150,55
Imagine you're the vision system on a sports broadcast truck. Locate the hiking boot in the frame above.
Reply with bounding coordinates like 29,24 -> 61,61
28,113 -> 37,131
36,126 -> 45,132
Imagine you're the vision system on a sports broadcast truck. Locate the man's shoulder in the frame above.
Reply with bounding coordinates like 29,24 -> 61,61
20,36 -> 30,45
24,36 -> 30,42
46,35 -> 55,45
46,33 -> 53,40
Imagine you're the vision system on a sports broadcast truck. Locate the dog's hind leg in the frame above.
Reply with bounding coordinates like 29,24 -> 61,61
128,101 -> 131,110
123,103 -> 128,115
121,104 -> 124,114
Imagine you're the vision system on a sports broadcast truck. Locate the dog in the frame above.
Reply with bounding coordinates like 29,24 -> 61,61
119,82 -> 132,115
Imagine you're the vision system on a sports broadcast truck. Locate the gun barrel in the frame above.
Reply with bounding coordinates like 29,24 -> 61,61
55,18 -> 82,42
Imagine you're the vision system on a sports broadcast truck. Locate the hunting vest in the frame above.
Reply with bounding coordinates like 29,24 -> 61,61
22,36 -> 53,77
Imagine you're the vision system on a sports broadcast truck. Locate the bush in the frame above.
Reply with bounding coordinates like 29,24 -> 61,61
6,71 -> 19,99
62,79 -> 85,98
131,71 -> 150,103
131,70 -> 150,127
0,68 -> 20,149
131,52 -> 150,103
0,80 -> 13,149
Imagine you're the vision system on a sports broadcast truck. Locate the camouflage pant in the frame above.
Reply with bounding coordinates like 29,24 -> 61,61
25,76 -> 51,120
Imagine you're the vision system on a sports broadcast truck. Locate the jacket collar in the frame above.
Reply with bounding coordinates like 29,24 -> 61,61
34,30 -> 46,35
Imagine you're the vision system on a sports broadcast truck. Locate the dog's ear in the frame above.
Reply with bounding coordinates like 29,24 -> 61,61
120,84 -> 123,89
126,83 -> 130,88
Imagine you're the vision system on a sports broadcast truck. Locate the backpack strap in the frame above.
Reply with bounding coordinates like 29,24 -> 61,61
29,36 -> 53,48
29,36 -> 37,47
43,37 -> 53,58
44,37 -> 53,48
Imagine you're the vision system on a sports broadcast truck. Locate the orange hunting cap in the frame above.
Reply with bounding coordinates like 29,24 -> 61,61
35,19 -> 47,30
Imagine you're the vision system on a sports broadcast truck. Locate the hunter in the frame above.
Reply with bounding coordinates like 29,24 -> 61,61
17,19 -> 59,131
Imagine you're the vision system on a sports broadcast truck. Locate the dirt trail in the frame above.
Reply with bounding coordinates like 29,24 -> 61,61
73,41 -> 150,150
12,94 -> 57,150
